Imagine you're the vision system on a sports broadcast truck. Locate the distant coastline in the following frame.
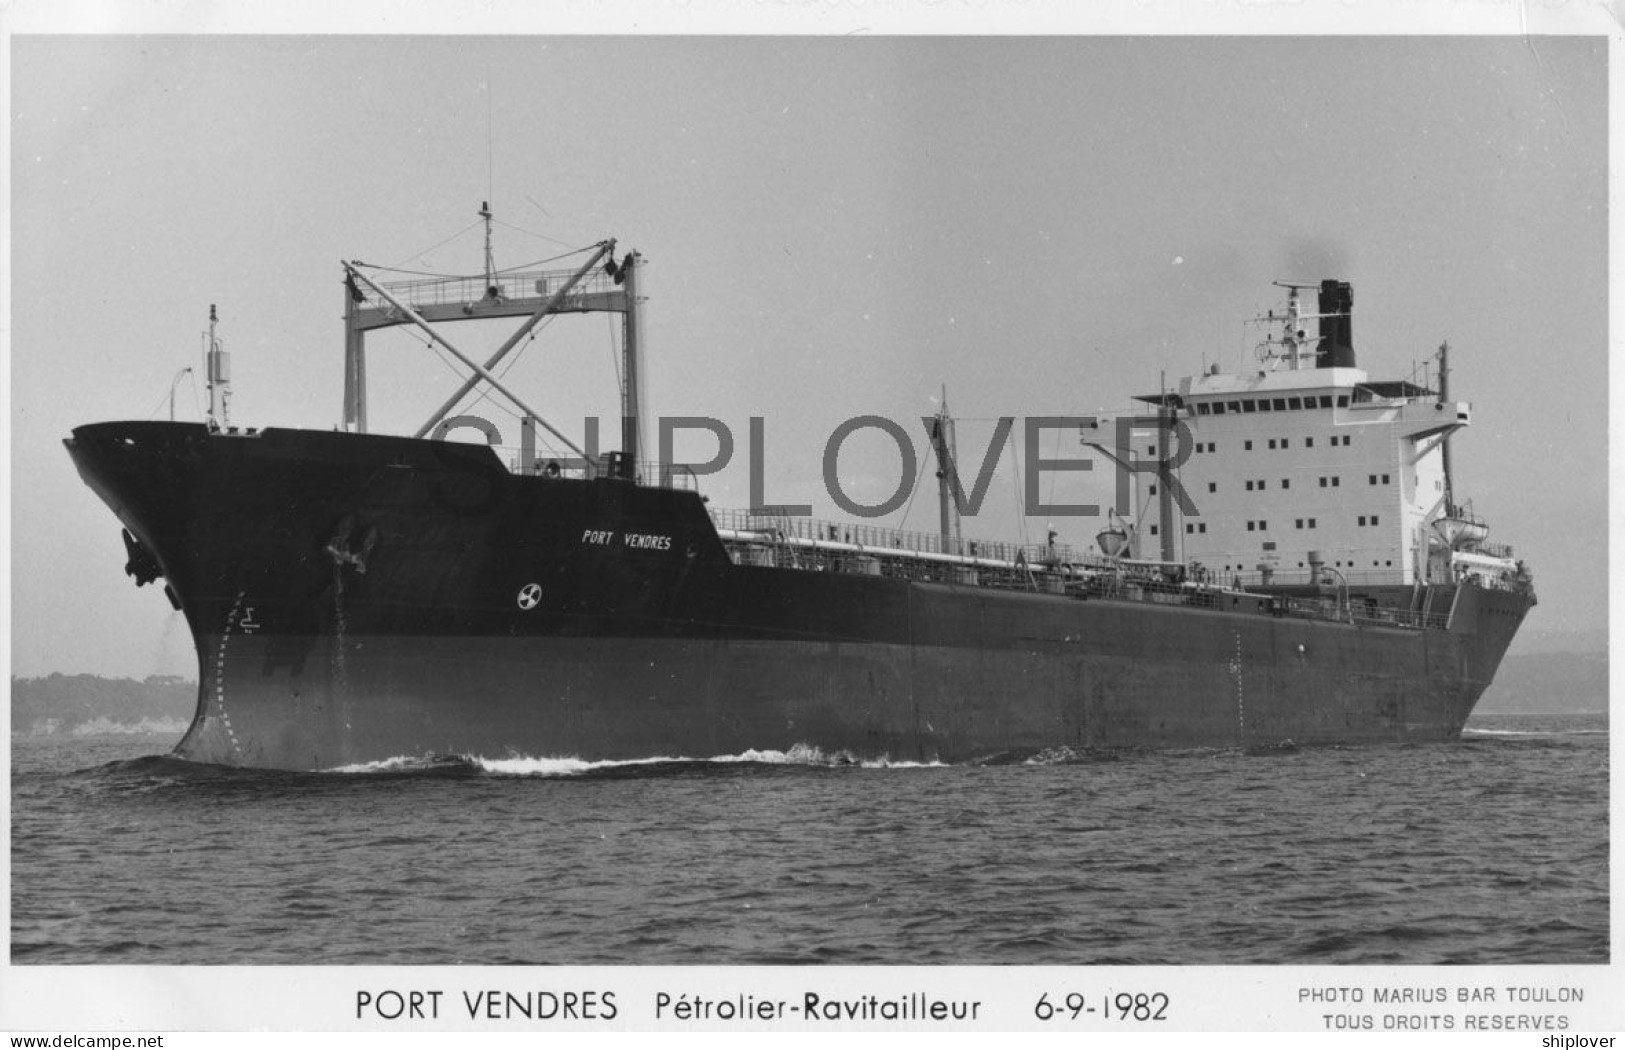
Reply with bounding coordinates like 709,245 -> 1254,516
11,673 -> 194,737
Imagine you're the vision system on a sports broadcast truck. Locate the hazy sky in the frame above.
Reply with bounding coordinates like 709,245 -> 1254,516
9,27 -> 1611,678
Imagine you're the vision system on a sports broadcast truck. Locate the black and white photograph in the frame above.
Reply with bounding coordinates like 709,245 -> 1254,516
6,3 -> 1617,1039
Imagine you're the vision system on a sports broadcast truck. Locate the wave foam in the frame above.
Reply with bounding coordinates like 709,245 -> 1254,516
327,744 -> 944,776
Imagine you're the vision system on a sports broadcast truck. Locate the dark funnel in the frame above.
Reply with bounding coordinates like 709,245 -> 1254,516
1317,280 -> 1355,369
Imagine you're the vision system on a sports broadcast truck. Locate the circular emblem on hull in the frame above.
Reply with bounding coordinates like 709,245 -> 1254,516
516,583 -> 543,610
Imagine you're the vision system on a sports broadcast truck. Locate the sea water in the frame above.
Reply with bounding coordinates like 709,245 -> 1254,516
9,711 -> 1608,965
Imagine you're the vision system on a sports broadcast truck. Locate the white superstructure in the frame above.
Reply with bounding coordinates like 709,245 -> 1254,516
1087,281 -> 1523,591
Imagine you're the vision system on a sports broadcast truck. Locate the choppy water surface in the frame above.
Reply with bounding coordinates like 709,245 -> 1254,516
11,712 -> 1607,965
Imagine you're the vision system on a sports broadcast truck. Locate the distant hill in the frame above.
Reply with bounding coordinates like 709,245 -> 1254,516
1477,650 -> 1609,714
11,673 -> 196,736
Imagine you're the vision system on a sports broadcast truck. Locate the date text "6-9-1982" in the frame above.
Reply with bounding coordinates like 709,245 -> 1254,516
1034,992 -> 1169,1022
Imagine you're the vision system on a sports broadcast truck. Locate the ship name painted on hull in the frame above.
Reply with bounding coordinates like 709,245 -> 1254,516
581,529 -> 674,550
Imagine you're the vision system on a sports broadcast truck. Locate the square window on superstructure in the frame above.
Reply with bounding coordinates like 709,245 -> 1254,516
1186,523 -> 1194,534
1332,476 -> 1340,487
1369,474 -> 1377,485
1337,395 -> 1349,408
1358,515 -> 1367,526
1295,518 -> 1304,529
1150,484 -> 1158,495
1263,541 -> 1277,551
1319,477 -> 1327,488
1280,437 -> 1290,448
1382,473 -> 1390,484
1320,395 -> 1333,408
1242,400 -> 1257,413
1246,521 -> 1255,532
1149,525 -> 1158,536
1196,402 -> 1211,415
1288,397 -> 1303,410
1259,399 -> 1273,412
1208,482 -> 1217,493
1213,402 -> 1227,415
1245,480 -> 1254,491
1268,439 -> 1277,449
1227,402 -> 1241,414
1309,518 -> 1316,528
1372,515 -> 1379,526
1259,520 -> 1267,530
1305,436 -> 1315,448
1272,398 -> 1286,411
1256,478 -> 1265,489
1148,445 -> 1156,457
1244,440 -> 1253,451
1281,478 -> 1290,489
1199,523 -> 1207,533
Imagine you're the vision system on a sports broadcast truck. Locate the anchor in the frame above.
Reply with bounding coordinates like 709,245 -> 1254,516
324,515 -> 380,574
121,528 -> 162,587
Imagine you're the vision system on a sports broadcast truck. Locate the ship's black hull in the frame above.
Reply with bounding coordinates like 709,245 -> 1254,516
66,421 -> 1534,771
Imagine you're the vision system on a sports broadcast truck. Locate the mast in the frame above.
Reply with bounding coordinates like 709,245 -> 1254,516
480,200 -> 496,296
930,388 -> 962,555
1157,374 -> 1175,562
204,304 -> 230,431
1438,340 -> 1454,514
620,250 -> 644,472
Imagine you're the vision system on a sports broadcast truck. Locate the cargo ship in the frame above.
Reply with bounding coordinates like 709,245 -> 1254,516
66,215 -> 1535,770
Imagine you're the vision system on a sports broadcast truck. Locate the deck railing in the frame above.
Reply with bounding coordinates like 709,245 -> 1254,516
379,265 -> 623,312
707,507 -> 1097,569
708,514 -> 1463,633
